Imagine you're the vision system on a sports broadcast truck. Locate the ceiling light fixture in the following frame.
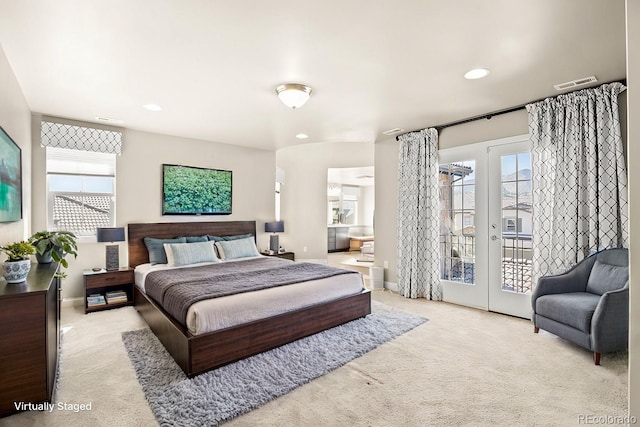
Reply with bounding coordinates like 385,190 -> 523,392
143,103 -> 163,111
275,83 -> 313,109
295,133 -> 309,139
464,68 -> 490,80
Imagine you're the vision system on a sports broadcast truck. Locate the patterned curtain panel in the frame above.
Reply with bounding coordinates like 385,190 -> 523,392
397,128 -> 441,300
41,121 -> 123,154
527,82 -> 628,284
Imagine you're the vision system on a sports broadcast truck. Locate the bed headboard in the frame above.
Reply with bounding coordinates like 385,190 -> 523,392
127,221 -> 257,268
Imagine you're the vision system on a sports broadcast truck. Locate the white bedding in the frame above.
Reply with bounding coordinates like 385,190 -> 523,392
134,256 -> 365,335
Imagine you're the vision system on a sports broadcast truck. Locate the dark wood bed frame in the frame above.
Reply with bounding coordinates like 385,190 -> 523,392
128,220 -> 371,377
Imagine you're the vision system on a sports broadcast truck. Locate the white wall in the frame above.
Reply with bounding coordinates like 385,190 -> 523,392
31,124 -> 275,299
0,43 -> 31,245
276,141 -> 374,261
360,185 -> 375,228
627,0 -> 639,418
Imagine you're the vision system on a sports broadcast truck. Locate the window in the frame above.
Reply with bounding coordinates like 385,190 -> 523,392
327,184 -> 359,225
275,181 -> 281,221
439,161 -> 476,284
46,147 -> 116,236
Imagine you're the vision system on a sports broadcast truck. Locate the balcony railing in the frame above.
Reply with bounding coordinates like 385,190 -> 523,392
440,233 -> 533,294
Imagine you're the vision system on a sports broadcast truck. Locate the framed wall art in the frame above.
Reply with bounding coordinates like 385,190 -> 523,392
0,126 -> 22,222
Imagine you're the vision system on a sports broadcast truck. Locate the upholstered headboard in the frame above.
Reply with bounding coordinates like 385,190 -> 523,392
127,221 -> 257,268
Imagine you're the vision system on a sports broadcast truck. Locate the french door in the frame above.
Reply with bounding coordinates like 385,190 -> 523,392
439,135 -> 532,318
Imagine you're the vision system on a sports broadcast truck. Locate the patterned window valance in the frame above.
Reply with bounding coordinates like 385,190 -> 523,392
41,121 -> 123,155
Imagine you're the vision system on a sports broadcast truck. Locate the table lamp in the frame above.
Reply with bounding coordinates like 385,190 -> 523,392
264,221 -> 284,253
97,227 -> 125,270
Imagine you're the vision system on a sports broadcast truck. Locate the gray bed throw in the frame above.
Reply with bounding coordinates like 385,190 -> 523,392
145,257 -> 360,327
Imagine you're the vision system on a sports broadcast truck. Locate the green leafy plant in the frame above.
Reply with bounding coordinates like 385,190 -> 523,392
0,241 -> 35,262
28,230 -> 78,268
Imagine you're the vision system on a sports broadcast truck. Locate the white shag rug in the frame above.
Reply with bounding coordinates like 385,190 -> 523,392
122,301 -> 426,426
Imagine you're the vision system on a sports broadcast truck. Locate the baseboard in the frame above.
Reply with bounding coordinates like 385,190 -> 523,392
385,281 -> 398,292
62,297 -> 84,308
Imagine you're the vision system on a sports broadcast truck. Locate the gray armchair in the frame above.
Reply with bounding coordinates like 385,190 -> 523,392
531,248 -> 628,365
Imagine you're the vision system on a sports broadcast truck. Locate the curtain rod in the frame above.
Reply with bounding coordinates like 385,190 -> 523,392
434,104 -> 525,132
398,79 -> 627,136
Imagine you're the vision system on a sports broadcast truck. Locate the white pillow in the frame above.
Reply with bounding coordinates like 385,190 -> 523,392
214,237 -> 260,260
164,241 -> 220,267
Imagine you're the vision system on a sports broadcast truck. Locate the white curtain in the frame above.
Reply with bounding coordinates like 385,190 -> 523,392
527,82 -> 628,283
397,128 -> 441,299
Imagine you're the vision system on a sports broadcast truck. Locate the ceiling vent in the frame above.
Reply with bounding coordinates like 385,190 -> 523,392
553,76 -> 598,91
95,116 -> 124,125
382,127 -> 404,136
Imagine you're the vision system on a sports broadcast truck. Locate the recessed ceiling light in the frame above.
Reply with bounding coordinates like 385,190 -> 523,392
296,133 -> 309,139
143,103 -> 163,111
464,68 -> 490,80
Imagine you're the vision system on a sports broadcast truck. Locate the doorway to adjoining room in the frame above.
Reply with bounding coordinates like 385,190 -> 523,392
326,166 -> 375,286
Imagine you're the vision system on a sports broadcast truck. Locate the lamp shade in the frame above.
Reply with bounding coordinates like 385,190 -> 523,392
275,83 -> 312,109
264,221 -> 284,233
96,227 -> 125,243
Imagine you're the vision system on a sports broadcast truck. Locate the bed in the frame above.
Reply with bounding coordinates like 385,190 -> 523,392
128,220 -> 371,377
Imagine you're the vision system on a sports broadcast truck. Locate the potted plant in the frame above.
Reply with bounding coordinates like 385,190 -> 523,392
28,230 -> 78,268
1,241 -> 36,283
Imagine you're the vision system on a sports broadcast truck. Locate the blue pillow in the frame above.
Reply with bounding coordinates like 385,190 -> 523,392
214,237 -> 260,260
207,235 -> 225,242
144,237 -> 187,265
183,235 -> 208,243
223,233 -> 254,241
164,241 -> 220,267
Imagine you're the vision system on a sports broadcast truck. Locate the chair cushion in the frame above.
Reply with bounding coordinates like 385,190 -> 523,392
535,292 -> 601,333
586,260 -> 628,295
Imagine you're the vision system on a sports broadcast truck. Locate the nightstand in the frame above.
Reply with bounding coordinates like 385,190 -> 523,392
83,267 -> 134,313
264,251 -> 295,261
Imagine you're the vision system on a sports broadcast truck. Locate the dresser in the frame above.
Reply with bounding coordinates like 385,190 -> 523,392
0,263 -> 60,418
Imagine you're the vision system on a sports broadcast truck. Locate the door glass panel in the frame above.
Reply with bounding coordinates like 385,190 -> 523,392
440,161 -> 476,284
500,153 -> 532,294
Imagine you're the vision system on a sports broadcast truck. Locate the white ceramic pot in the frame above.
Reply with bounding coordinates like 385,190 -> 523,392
2,259 -> 32,283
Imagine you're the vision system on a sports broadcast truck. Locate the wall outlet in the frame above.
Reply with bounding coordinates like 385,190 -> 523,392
383,260 -> 389,269
303,246 -> 308,252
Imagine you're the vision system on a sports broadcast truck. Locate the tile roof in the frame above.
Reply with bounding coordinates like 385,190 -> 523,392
52,194 -> 111,235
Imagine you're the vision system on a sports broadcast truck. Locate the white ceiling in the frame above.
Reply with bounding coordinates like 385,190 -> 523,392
0,0 -> 626,151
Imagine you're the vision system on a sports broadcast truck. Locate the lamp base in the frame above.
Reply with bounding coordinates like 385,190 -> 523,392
269,234 -> 279,252
105,244 -> 120,271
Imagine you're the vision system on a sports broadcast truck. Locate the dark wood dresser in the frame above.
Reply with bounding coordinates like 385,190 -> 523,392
0,263 -> 60,418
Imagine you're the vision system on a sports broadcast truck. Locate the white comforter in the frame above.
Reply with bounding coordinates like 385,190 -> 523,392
134,256 -> 364,335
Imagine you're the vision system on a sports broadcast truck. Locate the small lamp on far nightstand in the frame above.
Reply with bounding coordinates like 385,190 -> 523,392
264,221 -> 284,253
97,227 -> 125,271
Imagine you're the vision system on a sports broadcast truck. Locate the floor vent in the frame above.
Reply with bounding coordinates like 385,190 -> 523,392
554,76 -> 598,91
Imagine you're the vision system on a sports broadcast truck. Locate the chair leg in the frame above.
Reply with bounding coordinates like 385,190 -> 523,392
594,352 -> 601,365
534,326 -> 539,333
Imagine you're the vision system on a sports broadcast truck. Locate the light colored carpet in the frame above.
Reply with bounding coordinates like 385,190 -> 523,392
0,290 -> 628,427
122,301 -> 426,426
